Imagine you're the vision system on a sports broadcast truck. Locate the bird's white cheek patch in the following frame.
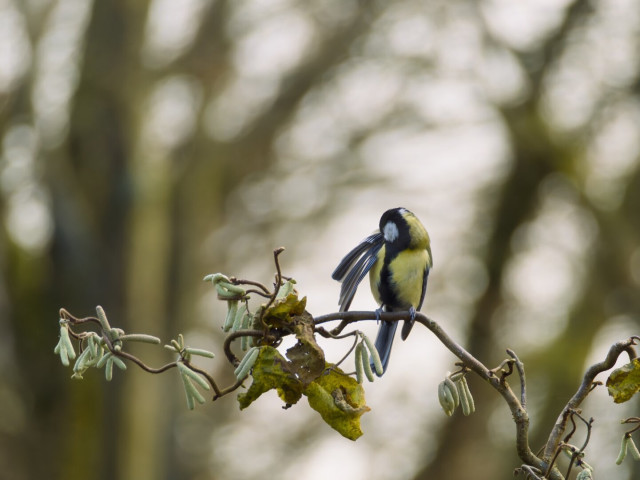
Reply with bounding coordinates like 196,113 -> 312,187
383,222 -> 399,242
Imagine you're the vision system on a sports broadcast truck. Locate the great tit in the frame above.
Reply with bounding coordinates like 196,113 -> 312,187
332,207 -> 433,375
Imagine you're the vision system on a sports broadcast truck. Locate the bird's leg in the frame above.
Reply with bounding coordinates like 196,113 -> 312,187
409,306 -> 416,321
375,305 -> 384,322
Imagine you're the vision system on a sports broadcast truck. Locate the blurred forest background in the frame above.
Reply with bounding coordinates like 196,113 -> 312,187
1,0 -> 640,479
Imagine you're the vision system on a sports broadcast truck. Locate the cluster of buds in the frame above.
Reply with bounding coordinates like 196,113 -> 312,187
616,432 -> 640,465
205,273 -> 255,351
354,333 -> 383,383
165,334 -> 215,410
54,306 -> 161,381
437,371 -> 475,417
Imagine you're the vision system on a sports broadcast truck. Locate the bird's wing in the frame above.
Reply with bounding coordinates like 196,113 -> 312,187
418,264 -> 430,311
332,232 -> 384,312
400,264 -> 430,341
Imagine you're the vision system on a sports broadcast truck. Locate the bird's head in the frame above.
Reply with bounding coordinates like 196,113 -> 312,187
379,207 -> 430,250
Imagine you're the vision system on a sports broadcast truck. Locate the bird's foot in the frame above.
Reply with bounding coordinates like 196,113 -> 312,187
375,306 -> 384,322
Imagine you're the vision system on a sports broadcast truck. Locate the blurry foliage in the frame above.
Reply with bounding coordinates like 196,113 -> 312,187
1,0 -> 640,479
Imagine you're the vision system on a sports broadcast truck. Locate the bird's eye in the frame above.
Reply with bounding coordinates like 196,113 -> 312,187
383,221 -> 399,242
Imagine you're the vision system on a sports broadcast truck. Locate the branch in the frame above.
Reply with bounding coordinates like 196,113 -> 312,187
542,336 -> 640,463
507,348 -> 527,410
57,254 -> 640,477
320,309 -> 541,471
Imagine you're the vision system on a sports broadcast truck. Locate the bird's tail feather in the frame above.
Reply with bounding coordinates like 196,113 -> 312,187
371,321 -> 397,376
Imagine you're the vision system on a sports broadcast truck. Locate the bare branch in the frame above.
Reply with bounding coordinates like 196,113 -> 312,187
58,272 -> 640,479
542,336 -> 640,463
319,309 -> 542,472
223,329 -> 272,366
507,349 -> 527,410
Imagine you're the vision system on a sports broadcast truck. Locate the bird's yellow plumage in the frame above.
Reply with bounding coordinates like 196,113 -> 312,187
387,249 -> 431,308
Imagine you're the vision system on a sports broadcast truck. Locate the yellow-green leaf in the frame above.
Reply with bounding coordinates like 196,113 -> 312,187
607,358 -> 640,403
303,365 -> 371,441
237,346 -> 303,409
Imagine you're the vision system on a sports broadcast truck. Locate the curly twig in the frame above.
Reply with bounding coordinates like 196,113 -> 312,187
223,329 -> 273,366
230,277 -> 271,295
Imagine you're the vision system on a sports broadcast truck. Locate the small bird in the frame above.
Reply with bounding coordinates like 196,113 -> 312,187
332,207 -> 433,375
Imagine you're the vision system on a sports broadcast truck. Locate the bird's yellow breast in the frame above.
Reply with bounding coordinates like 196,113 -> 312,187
388,249 -> 429,308
369,246 -> 430,309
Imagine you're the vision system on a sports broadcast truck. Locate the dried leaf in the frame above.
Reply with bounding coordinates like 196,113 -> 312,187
286,311 -> 325,385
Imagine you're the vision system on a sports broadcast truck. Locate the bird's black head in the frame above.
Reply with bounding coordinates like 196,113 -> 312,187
379,207 -> 411,250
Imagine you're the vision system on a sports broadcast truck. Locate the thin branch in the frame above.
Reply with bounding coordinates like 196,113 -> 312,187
59,308 -> 102,328
563,412 -> 578,444
183,361 -> 222,397
256,247 -> 286,329
328,332 -> 359,371
244,289 -> 272,298
545,442 -> 568,479
507,349 -> 527,410
324,310 -> 541,472
114,350 -> 178,374
622,417 -> 640,435
230,277 -> 271,295
273,247 -> 285,285
565,412 -> 593,478
490,358 -> 515,383
542,336 -> 640,463
223,329 -> 274,366
213,378 -> 245,400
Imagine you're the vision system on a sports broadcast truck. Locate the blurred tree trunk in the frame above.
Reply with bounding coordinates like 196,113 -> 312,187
47,0 -> 149,478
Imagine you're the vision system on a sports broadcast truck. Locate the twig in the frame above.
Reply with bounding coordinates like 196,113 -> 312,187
542,336 -> 640,463
256,248 -> 286,329
545,442 -> 568,479
490,358 -> 515,383
59,308 -> 102,329
328,332 -> 360,371
622,417 -> 640,435
565,412 -> 593,478
213,378 -> 245,400
114,350 -> 178,374
507,349 -> 527,410
223,329 -> 273,365
563,411 -> 578,444
230,277 -> 271,295
183,361 -> 222,397
244,289 -> 272,298
273,247 -> 285,286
